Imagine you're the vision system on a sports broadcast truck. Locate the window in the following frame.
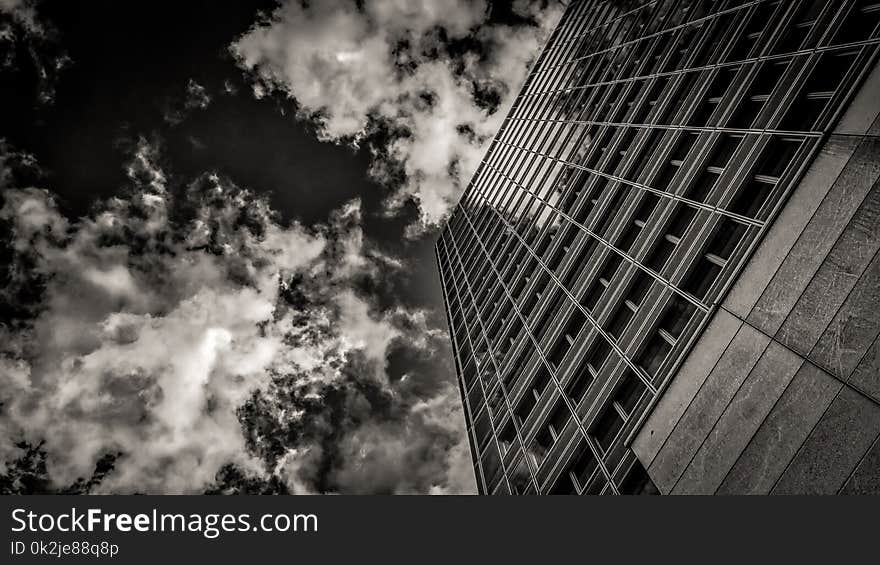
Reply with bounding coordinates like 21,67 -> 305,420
659,295 -> 698,340
502,345 -> 531,389
581,253 -> 622,310
616,222 -> 640,253
606,302 -> 635,341
549,225 -> 579,272
606,271 -> 654,340
615,369 -> 648,417
586,336 -> 612,375
712,134 -> 744,169
499,316 -> 523,357
591,404 -> 624,453
499,419 -> 516,453
551,438 -> 600,494
522,272 -> 550,317
706,217 -> 747,262
645,77 -> 673,123
509,457 -> 533,495
617,193 -> 659,252
634,193 -> 659,224
730,175 -> 773,219
728,135 -> 799,219
595,188 -> 628,240
772,0 -> 824,54
531,396 -> 572,467
571,441 -> 600,490
480,440 -> 503,487
638,332 -> 673,379
652,132 -> 698,190
533,290 -> 566,340
727,2 -> 780,62
590,368 -> 649,454
688,133 -> 744,203
549,472 -> 578,495
515,366 -> 551,425
690,67 -> 736,126
565,364 -> 593,406
687,168 -> 721,203
563,237 -> 598,289
665,72 -> 701,123
781,50 -> 857,131
668,203 -> 698,238
474,409 -> 493,449
728,58 -> 789,128
755,136 -> 802,180
646,201 -> 698,272
548,307 -> 587,369
487,385 -> 506,418
646,236 -> 676,272
514,391 -> 537,427
605,129 -> 637,174
682,257 -> 722,300
574,176 -> 607,224
831,1 -> 880,46
468,374 -> 483,412
683,216 -> 747,300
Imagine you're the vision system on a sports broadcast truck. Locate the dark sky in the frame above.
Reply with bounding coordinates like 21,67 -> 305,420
0,0 -> 443,317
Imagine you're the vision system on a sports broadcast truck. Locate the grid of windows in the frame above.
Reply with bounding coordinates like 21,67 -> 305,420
436,0 -> 880,495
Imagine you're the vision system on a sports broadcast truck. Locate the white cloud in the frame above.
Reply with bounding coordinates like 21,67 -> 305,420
0,139 -> 473,494
231,0 -> 562,232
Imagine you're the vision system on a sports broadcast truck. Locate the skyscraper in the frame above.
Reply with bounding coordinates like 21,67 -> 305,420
436,0 -> 880,495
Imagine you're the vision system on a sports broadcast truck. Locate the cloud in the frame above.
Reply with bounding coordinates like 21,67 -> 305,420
164,79 -> 213,125
0,0 -> 43,38
0,0 -> 70,105
185,79 -> 211,109
0,139 -> 474,494
231,0 -> 562,232
329,385 -> 475,494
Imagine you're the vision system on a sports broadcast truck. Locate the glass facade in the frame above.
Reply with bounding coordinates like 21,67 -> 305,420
436,0 -> 880,495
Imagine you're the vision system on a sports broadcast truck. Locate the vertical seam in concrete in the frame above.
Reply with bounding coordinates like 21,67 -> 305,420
667,338 -> 776,494
766,386 -> 844,494
846,332 -> 880,392
644,323 -> 743,474
775,179 -> 880,358
710,361 -> 832,494
837,431 -> 880,494
650,326 -> 769,490
806,244 -> 880,379
745,138 -> 865,322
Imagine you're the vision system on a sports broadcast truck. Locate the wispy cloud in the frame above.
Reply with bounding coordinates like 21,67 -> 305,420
231,0 -> 561,233
164,78 -> 213,125
0,0 -> 70,105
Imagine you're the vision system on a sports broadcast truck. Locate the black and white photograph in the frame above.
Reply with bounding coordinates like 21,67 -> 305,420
1,0 -> 880,549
